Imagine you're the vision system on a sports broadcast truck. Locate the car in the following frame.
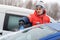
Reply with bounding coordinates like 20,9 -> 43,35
0,23 -> 60,40
0,4 -> 57,37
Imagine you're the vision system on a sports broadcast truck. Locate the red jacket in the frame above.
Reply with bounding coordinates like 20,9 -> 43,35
28,10 -> 50,26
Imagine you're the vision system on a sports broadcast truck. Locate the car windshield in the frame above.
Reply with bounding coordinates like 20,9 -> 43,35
45,23 -> 60,31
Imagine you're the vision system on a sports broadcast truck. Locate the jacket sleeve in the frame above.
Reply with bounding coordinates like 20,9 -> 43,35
28,14 -> 33,23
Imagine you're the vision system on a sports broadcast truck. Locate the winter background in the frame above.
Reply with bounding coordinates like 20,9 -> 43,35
0,0 -> 60,22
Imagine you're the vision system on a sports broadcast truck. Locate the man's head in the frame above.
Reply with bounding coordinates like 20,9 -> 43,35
19,20 -> 25,25
35,5 -> 44,15
35,1 -> 45,15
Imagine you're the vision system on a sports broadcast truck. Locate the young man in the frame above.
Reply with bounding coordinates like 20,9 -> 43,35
28,1 -> 50,26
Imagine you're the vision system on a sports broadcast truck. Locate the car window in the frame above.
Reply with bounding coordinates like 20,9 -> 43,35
3,13 -> 25,31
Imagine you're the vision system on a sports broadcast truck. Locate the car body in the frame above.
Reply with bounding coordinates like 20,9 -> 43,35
0,23 -> 60,40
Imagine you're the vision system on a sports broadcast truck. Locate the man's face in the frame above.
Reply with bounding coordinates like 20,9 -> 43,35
35,6 -> 43,15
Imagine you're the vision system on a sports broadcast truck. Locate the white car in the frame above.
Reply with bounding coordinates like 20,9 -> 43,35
0,4 -> 57,37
